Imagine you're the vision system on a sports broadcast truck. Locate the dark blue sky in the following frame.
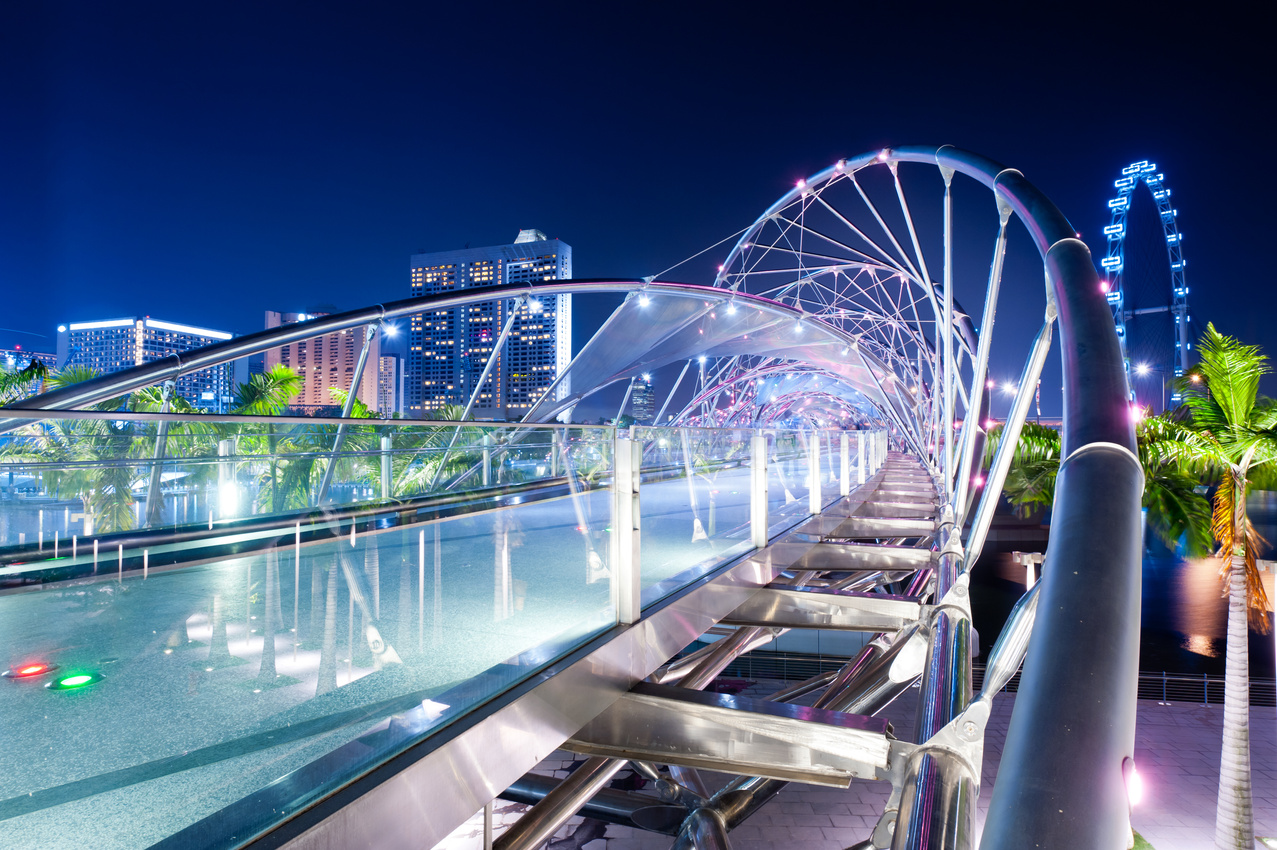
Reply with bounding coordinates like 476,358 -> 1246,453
2,3 -> 1272,411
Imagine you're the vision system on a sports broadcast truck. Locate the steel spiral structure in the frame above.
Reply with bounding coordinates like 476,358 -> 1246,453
1,145 -> 1143,850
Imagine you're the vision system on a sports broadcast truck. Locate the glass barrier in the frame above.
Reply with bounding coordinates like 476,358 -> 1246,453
0,417 -> 615,847
0,412 -> 884,847
766,430 -> 810,535
632,426 -> 754,606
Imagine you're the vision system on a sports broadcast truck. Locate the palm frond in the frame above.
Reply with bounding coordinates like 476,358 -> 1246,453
232,365 -> 302,416
0,359 -> 49,404
1211,469 -> 1272,632
1192,323 -> 1268,431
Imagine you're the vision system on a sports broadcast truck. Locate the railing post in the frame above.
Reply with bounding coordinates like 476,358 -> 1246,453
808,432 -> 821,516
612,435 -> 641,625
751,433 -> 768,549
840,431 -> 850,496
380,435 -> 392,500
857,432 -> 866,485
482,434 -> 492,488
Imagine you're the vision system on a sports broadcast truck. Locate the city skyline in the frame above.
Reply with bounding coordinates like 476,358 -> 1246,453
2,6 -> 1273,414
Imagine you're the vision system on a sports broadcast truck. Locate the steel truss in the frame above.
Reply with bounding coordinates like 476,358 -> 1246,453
1100,160 -> 1191,404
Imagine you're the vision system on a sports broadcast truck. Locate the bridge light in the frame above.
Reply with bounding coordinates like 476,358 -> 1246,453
638,294 -> 650,306
1135,363 -> 1150,376
1001,382 -> 1016,395
1124,758 -> 1144,807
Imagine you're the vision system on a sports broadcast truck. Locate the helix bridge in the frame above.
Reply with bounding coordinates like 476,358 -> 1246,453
0,145 -> 1141,849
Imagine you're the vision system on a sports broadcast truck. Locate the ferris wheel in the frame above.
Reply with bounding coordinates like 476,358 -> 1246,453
1098,160 -> 1191,408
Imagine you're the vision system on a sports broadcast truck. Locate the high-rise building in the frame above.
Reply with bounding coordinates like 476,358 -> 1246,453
631,376 -> 656,424
264,312 -> 380,414
407,229 -> 572,419
56,318 -> 234,407
377,355 -> 402,416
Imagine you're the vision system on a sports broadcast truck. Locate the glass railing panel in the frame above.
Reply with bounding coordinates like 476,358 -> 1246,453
0,419 -> 612,553
632,426 -> 753,606
767,430 -> 811,535
0,416 -> 615,847
817,429 -> 843,508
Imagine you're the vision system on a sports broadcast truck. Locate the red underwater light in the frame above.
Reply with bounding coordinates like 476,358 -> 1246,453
3,662 -> 58,680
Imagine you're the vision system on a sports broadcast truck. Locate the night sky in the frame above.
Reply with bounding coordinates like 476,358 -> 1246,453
2,3 -> 1272,413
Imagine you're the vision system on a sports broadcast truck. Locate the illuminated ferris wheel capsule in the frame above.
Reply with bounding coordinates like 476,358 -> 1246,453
1100,160 -> 1191,404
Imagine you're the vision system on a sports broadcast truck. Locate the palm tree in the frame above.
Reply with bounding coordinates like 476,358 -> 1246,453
227,364 -> 303,513
985,419 -> 1212,554
0,366 -> 140,534
0,358 -> 49,404
1144,323 -> 1276,850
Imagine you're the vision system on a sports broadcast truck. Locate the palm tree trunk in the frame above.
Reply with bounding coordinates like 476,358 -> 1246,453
1214,553 -> 1254,849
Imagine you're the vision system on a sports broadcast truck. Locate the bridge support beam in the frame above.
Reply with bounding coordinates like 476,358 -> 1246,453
566,682 -> 891,787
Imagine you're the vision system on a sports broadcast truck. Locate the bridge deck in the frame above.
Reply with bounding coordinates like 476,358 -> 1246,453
0,445 -> 910,849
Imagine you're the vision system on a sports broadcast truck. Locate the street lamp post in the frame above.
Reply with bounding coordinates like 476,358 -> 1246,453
1134,362 -> 1166,413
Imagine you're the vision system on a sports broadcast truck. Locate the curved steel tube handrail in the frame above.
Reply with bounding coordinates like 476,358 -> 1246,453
888,145 -> 1140,848
1,280 -> 906,436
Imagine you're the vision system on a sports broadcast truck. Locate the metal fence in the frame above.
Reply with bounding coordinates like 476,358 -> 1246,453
714,650 -> 1277,708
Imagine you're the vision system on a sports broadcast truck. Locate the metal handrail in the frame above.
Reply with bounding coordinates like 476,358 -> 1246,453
709,651 -> 1277,708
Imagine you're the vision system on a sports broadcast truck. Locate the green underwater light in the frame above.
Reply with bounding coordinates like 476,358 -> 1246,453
46,671 -> 103,690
